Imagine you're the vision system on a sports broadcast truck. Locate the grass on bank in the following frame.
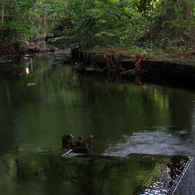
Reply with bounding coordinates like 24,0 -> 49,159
86,40 -> 195,66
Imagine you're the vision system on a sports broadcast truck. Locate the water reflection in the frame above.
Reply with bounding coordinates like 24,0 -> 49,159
0,149 -> 190,195
1,56 -> 195,194
0,57 -> 195,158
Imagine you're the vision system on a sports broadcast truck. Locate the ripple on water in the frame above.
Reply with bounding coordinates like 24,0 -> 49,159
103,131 -> 193,157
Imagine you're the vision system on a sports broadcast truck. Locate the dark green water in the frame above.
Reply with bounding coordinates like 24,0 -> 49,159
0,55 -> 195,194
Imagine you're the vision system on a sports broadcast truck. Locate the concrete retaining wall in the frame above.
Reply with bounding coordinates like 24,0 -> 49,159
142,60 -> 195,80
72,48 -> 195,80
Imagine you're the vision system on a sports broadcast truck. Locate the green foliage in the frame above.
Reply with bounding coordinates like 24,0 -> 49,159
53,0 -> 152,48
0,0 -> 36,46
46,36 -> 66,43
148,0 -> 195,42
0,0 -> 63,44
0,0 -> 194,52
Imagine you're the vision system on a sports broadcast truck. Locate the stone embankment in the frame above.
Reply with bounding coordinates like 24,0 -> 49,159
71,47 -> 195,80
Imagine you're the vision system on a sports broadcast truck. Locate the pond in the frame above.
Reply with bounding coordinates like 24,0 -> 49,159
0,54 -> 195,194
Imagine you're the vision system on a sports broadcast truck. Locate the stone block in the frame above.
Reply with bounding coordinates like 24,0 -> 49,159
94,54 -> 106,64
121,59 -> 136,69
89,52 -> 96,63
112,54 -> 120,66
85,52 -> 90,63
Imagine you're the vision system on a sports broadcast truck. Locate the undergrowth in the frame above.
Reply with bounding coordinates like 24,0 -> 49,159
86,38 -> 195,65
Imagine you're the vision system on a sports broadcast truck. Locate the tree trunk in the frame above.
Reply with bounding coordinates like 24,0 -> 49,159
149,0 -> 195,41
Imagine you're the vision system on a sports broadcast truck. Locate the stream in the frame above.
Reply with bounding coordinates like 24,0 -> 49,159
0,52 -> 195,194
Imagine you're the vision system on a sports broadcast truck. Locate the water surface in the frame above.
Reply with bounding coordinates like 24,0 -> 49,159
0,55 -> 195,194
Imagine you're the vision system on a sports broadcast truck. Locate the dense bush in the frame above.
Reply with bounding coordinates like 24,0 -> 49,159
0,0 -> 194,51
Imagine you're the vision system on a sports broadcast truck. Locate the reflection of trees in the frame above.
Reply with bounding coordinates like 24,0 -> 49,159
0,57 -> 55,154
168,90 -> 194,135
0,148 -> 191,195
0,68 -> 16,154
1,56 -> 195,156
77,72 -> 170,140
0,151 -> 162,195
0,61 -> 24,79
